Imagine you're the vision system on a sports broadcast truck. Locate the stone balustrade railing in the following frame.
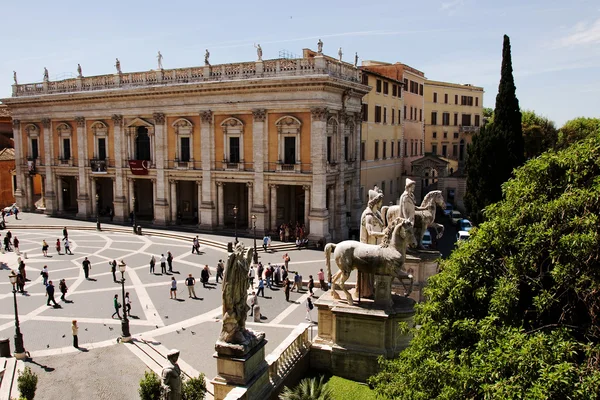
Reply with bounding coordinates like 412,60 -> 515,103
12,57 -> 361,97
265,323 -> 311,389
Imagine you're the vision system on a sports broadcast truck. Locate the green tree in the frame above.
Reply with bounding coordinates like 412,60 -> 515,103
280,376 -> 333,400
521,110 -> 558,159
182,374 -> 207,400
556,117 -> 600,148
465,34 -> 524,223
482,107 -> 494,124
369,133 -> 600,399
139,371 -> 162,400
17,367 -> 38,400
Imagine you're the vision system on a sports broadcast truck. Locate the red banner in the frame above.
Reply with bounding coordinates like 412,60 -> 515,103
128,160 -> 150,175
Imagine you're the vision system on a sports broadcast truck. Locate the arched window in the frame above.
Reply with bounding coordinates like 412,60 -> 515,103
221,117 -> 244,169
56,123 -> 73,166
275,116 -> 302,171
91,121 -> 108,161
136,127 -> 151,161
25,124 -> 40,161
172,118 -> 194,165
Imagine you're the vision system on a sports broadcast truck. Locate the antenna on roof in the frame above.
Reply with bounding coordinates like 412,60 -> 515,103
278,49 -> 299,59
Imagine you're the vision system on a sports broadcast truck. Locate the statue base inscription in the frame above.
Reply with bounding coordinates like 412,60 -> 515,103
310,290 -> 415,382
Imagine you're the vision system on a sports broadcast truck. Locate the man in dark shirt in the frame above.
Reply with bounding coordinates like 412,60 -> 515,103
46,280 -> 59,306
82,257 -> 92,279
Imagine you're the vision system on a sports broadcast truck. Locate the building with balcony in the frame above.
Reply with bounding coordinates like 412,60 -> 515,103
3,52 -> 369,241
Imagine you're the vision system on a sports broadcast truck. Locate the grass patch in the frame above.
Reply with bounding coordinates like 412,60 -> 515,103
327,376 -> 376,400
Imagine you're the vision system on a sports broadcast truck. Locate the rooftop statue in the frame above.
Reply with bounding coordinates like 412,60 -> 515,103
354,52 -> 359,67
338,47 -> 343,62
115,58 -> 122,74
317,39 -> 323,54
204,49 -> 210,66
77,64 -> 83,78
255,43 -> 263,61
157,51 -> 163,70
43,67 -> 49,82
13,71 -> 17,85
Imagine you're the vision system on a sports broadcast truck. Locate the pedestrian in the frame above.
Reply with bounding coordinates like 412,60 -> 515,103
109,259 -> 117,282
257,263 -> 264,280
55,238 -> 61,255
125,292 -> 131,316
275,265 -> 281,286
249,291 -> 257,316
185,274 -> 196,298
284,278 -> 291,302
283,253 -> 290,269
216,260 -> 224,283
82,257 -> 92,279
109,207 -> 114,221
13,236 -> 19,255
318,268 -> 327,291
257,278 -> 265,297
265,264 -> 272,289
59,278 -> 68,301
308,275 -> 315,296
192,236 -> 200,254
41,265 -> 49,286
167,251 -> 173,272
18,260 -> 27,281
16,272 -> 25,293
46,280 -> 59,306
170,277 -> 177,299
42,239 -> 49,257
14,207 -> 18,220
3,235 -> 10,252
63,227 -> 69,240
282,266 -> 288,283
160,254 -> 167,274
201,265 -> 211,288
72,320 -> 79,348
262,235 -> 268,251
149,255 -> 156,274
64,238 -> 73,255
291,272 -> 300,292
306,297 -> 314,322
248,265 -> 256,289
112,294 -> 122,319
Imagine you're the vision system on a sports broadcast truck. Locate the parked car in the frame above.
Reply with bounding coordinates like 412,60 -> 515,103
458,219 -> 473,232
443,202 -> 453,217
421,231 -> 432,248
451,210 -> 462,225
456,230 -> 471,242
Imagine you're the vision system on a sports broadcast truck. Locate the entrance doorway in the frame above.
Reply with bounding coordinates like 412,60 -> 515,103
176,181 -> 198,224
223,183 -> 248,229
96,177 -> 114,217
275,185 -> 305,226
133,179 -> 154,220
61,176 -> 78,213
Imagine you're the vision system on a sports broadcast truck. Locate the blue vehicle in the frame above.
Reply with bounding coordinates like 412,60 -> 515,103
458,219 -> 473,232
443,202 -> 453,217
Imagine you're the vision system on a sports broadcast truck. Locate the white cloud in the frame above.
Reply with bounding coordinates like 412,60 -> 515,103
440,0 -> 464,12
555,18 -> 600,47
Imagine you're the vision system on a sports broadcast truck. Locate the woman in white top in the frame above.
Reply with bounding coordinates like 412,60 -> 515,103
170,277 -> 177,299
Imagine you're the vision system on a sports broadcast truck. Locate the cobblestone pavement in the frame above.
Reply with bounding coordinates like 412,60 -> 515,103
0,213 -> 330,399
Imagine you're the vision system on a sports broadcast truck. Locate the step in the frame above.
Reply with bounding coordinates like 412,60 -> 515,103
0,357 -> 17,400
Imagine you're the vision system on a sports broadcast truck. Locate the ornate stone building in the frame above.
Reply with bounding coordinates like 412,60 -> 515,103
3,54 -> 368,241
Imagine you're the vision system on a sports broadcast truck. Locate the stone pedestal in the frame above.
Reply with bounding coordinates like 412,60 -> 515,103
212,339 -> 269,400
310,291 -> 415,382
399,249 -> 442,302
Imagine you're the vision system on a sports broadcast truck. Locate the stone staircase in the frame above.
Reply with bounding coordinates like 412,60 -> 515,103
0,357 -> 24,400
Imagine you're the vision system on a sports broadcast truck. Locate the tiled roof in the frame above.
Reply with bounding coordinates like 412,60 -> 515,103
0,147 -> 15,161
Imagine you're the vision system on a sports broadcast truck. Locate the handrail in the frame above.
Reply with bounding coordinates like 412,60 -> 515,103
265,323 -> 311,388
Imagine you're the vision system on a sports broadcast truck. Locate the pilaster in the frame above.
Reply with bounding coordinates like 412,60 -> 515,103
252,109 -> 267,231
42,118 -> 56,214
309,108 -> 330,241
112,114 -> 127,222
75,116 -> 90,218
12,120 -> 27,210
153,112 -> 169,225
200,110 -> 216,228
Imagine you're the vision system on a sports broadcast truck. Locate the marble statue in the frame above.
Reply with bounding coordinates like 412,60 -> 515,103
204,49 -> 210,66
161,349 -> 182,400
255,43 -> 263,61
43,68 -> 49,82
357,186 -> 385,298
325,217 -> 416,305
115,58 -> 122,74
338,47 -> 343,62
398,178 -> 422,224
77,64 -> 82,78
216,242 -> 264,356
157,51 -> 163,70
13,71 -> 17,85
317,39 -> 323,54
354,52 -> 359,67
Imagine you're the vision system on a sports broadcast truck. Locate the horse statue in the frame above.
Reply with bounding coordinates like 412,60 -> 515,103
324,217 -> 416,305
381,190 -> 445,249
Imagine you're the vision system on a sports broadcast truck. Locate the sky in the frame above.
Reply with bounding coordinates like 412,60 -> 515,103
1,0 -> 599,127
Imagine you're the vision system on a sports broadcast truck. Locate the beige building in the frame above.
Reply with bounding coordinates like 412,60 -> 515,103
3,52 -> 369,241
424,80 -> 484,173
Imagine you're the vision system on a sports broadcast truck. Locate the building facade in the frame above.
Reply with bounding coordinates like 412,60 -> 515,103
3,54 -> 369,241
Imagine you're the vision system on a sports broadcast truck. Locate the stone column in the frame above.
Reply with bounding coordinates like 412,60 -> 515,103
128,178 -> 134,216
170,180 -> 177,224
27,176 -> 33,210
251,109 -> 267,231
328,185 -> 335,239
90,178 -> 96,215
40,176 -> 46,209
303,185 -> 310,233
351,113 -> 363,230
336,115 -> 348,241
57,176 -> 64,212
153,113 -> 169,225
199,111 -> 216,228
112,114 -> 127,222
309,108 -> 330,241
247,182 -> 253,228
42,118 -> 57,214
217,181 -> 224,227
269,184 -> 277,231
12,120 -> 27,210
74,116 -> 90,218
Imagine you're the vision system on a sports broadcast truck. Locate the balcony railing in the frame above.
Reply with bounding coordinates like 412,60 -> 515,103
459,125 -> 480,133
265,162 -> 312,174
58,157 -> 74,167
90,159 -> 108,173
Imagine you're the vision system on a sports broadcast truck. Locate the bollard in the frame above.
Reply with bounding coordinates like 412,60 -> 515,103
253,305 -> 261,322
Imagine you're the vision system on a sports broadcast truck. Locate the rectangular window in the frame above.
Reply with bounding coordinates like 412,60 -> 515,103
374,141 -> 380,160
391,108 -> 395,125
475,115 -> 480,127
444,132 -> 448,139
433,131 -> 437,139
362,74 -> 369,85
462,114 -> 472,126
362,103 -> 368,122
475,97 -> 479,107
381,181 -> 385,194
442,144 -> 447,157
327,136 -> 332,163
383,141 -> 387,159
453,144 -> 458,158
383,81 -> 389,95
391,141 -> 394,158
383,107 -> 387,124
431,112 -> 437,125
390,180 -> 393,195
229,137 -> 240,163
404,78 -> 408,90
284,137 -> 296,164
376,79 -> 382,93
444,93 -> 448,104
403,106 -> 407,120
344,136 -> 349,162
443,112 -> 450,126
432,144 -> 437,155
360,141 -> 365,161
455,94 -> 458,104
398,109 -> 402,122
433,92 -> 438,103
63,138 -> 71,160
98,138 -> 106,160
398,140 -> 402,158
419,109 -> 423,122
454,113 -> 458,126
419,84 -> 424,96
410,107 -> 413,120
461,96 -> 474,106
375,106 -> 382,123
392,84 -> 397,97
454,132 -> 459,139
180,137 -> 191,162
404,140 -> 407,156
31,139 -> 39,159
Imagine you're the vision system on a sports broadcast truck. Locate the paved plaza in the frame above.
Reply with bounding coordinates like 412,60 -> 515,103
0,213 -> 331,399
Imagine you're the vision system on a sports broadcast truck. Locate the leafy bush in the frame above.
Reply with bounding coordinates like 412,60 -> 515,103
17,367 -> 38,400
139,370 -> 161,400
280,376 -> 332,400
182,373 -> 207,400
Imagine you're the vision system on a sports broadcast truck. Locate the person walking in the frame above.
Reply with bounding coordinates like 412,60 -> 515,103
167,251 -> 174,273
185,274 -> 196,298
63,227 -> 69,241
149,255 -> 156,274
306,297 -> 314,322
284,278 -> 291,302
112,294 -> 122,319
124,292 -> 131,317
160,254 -> 167,274
291,272 -> 300,292
265,265 -> 272,289
109,259 -> 118,283
308,275 -> 315,296
18,260 -> 27,282
3,235 -> 11,252
262,235 -> 268,251
257,278 -> 265,297
59,278 -> 68,301
201,265 -> 211,288
72,320 -> 79,348
64,238 -> 73,255
283,253 -> 290,270
13,207 -> 19,220
16,272 -> 25,293
248,265 -> 256,289
192,236 -> 200,254
46,281 -> 59,306
275,265 -> 281,286
257,263 -> 264,280
318,268 -> 327,291
55,238 -> 62,255
249,291 -> 258,316
13,236 -> 19,255
82,257 -> 92,280
216,260 -> 224,283
42,240 -> 49,257
41,265 -> 49,286
170,277 -> 178,299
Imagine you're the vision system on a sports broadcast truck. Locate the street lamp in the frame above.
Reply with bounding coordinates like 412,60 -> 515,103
233,205 -> 238,244
251,214 -> 258,264
118,260 -> 131,342
8,270 -> 26,359
95,193 -> 101,231
132,193 -> 137,235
